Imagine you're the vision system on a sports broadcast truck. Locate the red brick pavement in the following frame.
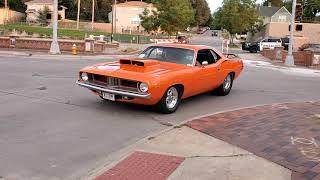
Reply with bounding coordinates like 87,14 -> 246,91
186,102 -> 320,180
95,151 -> 185,180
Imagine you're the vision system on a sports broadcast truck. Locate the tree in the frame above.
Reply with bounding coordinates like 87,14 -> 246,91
211,8 -> 223,30
303,0 -> 320,20
220,0 -> 259,44
139,9 -> 160,33
140,0 -> 194,35
282,0 -> 320,21
0,0 -> 26,12
37,6 -> 50,26
262,0 -> 283,7
191,0 -> 211,26
205,14 -> 214,29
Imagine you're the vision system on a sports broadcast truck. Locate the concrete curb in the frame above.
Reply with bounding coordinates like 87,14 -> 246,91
78,100 -> 319,180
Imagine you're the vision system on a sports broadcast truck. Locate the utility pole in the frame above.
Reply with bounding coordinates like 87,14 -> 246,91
114,0 -> 117,34
111,0 -> 117,42
91,0 -> 95,30
4,0 -> 8,23
50,0 -> 61,54
77,0 -> 81,29
285,0 -> 297,66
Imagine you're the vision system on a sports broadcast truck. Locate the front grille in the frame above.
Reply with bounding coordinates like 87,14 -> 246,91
87,73 -> 140,93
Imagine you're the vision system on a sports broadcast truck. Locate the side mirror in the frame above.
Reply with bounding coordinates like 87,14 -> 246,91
202,61 -> 208,65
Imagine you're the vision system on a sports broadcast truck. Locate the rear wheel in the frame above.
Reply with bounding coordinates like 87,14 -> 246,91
156,86 -> 181,114
213,74 -> 233,96
249,46 -> 258,53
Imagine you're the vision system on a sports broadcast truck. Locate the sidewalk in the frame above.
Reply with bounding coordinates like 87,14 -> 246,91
88,101 -> 320,180
238,53 -> 320,77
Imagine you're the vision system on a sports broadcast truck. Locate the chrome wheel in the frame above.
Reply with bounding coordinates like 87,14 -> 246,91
223,74 -> 232,90
165,87 -> 179,109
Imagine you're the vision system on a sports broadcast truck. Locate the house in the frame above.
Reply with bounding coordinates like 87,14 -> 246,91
110,1 -> 156,34
251,4 -> 320,50
258,4 -> 291,25
0,8 -> 24,24
25,0 -> 67,23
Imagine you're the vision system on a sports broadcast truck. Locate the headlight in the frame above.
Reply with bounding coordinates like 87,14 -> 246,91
139,82 -> 149,93
81,72 -> 89,81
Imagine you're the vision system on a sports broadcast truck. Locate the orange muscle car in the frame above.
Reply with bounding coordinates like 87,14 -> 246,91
77,44 -> 243,114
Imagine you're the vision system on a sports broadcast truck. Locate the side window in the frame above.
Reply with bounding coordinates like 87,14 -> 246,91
196,49 -> 220,65
296,24 -> 303,31
210,50 -> 221,62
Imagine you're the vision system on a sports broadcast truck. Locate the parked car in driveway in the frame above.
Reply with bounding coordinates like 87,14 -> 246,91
176,35 -> 190,44
77,44 -> 243,114
299,43 -> 320,53
242,37 -> 283,53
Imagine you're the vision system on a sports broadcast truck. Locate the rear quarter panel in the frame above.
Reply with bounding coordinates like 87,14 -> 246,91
219,57 -> 243,80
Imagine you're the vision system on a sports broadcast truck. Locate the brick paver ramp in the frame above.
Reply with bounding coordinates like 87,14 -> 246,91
95,151 -> 185,180
187,102 -> 320,180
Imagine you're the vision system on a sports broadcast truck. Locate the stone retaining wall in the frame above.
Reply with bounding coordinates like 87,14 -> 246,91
0,37 -> 118,53
261,47 -> 317,67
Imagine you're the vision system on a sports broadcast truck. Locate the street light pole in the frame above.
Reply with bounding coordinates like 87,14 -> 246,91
91,0 -> 95,30
285,0 -> 297,66
50,0 -> 61,54
77,0 -> 81,29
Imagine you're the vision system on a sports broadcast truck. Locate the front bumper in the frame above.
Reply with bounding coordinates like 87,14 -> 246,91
76,81 -> 151,99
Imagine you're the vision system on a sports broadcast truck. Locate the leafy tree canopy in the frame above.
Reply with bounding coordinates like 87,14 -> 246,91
140,0 -> 194,35
220,0 -> 259,43
191,0 -> 211,26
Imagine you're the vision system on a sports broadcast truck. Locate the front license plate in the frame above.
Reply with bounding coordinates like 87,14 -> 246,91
102,92 -> 115,101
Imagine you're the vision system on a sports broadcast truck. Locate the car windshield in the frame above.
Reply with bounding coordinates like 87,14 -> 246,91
138,46 -> 195,65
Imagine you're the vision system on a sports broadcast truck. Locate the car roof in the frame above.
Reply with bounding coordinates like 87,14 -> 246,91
151,43 -> 213,51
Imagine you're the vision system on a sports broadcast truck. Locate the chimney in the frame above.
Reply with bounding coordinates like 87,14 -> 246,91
268,2 -> 272,7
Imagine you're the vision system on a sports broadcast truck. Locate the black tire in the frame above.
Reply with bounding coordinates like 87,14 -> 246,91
213,74 -> 234,96
249,46 -> 258,53
156,86 -> 181,114
242,43 -> 246,50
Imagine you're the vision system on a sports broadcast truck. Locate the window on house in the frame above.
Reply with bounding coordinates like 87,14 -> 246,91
296,24 -> 303,31
131,20 -> 140,24
130,17 -> 141,24
278,15 -> 287,22
46,13 -> 52,19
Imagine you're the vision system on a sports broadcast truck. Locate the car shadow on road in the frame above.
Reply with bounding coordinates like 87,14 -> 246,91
94,91 -> 226,115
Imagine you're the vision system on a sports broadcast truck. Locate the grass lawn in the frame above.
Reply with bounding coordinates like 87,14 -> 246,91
0,23 -> 152,43
228,43 -> 239,48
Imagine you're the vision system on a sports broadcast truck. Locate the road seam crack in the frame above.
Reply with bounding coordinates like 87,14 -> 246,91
185,153 -> 251,159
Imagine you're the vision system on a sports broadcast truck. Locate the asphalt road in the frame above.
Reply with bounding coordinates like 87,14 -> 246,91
0,33 -> 320,179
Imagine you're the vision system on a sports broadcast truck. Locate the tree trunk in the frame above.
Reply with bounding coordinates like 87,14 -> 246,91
230,34 -> 234,45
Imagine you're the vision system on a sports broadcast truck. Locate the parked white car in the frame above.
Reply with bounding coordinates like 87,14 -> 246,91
259,38 -> 283,51
242,37 -> 283,53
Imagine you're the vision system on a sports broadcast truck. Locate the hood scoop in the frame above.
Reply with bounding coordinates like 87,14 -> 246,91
119,58 -> 160,67
120,59 -> 144,66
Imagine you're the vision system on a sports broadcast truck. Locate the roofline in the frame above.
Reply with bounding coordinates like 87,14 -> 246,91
271,6 -> 291,18
25,2 -> 52,5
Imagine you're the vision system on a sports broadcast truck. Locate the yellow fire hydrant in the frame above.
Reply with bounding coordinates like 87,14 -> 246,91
72,44 -> 77,55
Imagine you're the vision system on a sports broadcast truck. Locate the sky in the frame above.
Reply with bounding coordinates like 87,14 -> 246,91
207,0 -> 264,13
